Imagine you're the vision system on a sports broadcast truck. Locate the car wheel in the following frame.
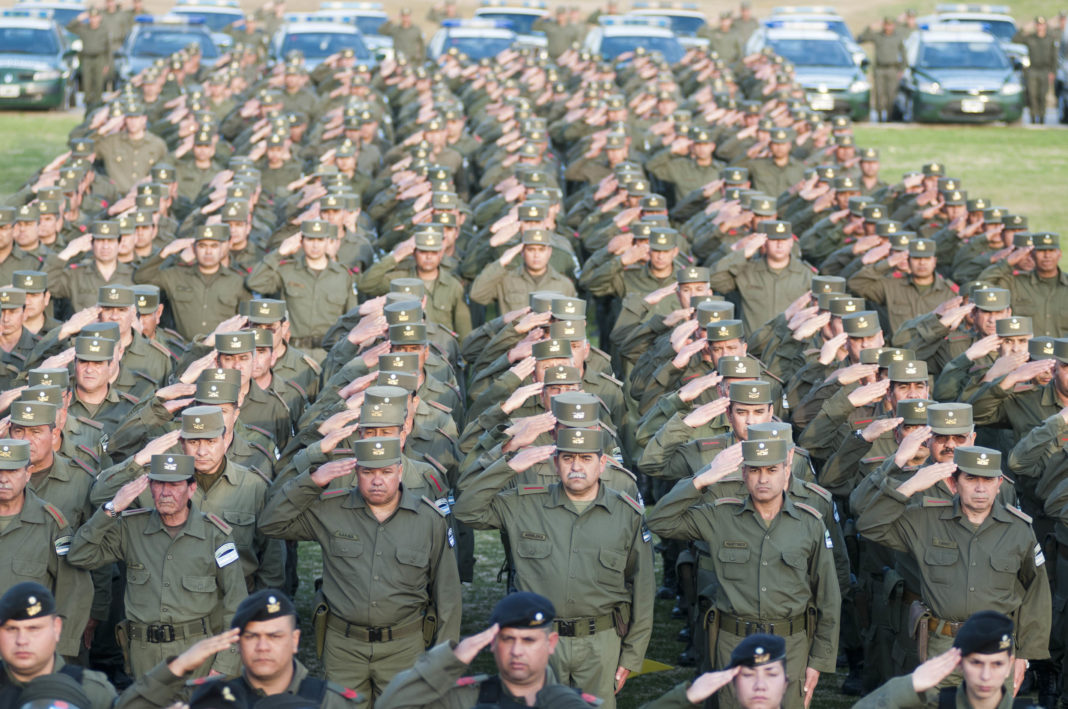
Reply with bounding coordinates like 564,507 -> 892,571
902,94 -> 915,123
66,77 -> 78,110
1060,94 -> 1068,124
889,93 -> 904,121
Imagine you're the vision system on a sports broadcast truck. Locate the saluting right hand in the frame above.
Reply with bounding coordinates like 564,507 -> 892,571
685,667 -> 740,703
167,629 -> 241,678
508,444 -> 556,473
311,458 -> 357,487
694,442 -> 743,489
112,475 -> 150,513
134,430 -> 182,467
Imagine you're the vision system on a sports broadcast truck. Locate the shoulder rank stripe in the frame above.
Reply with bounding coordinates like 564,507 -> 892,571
422,496 -> 447,517
456,674 -> 489,687
795,501 -> 822,519
207,512 -> 232,534
922,497 -> 953,507
619,492 -> 644,513
121,507 -> 151,517
714,497 -> 743,506
802,480 -> 832,501
427,472 -> 444,493
518,485 -> 548,495
77,444 -> 100,462
424,454 -> 448,475
77,416 -> 104,430
43,503 -> 68,528
1005,504 -> 1033,524
427,399 -> 453,414
321,489 -> 349,498
72,457 -> 95,475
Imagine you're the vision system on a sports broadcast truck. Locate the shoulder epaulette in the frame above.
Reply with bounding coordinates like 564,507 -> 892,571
714,497 -> 743,506
613,490 -> 644,514
186,676 -> 221,688
249,466 -> 272,486
43,502 -> 68,528
434,426 -> 457,446
427,399 -> 452,414
321,488 -> 349,499
302,354 -> 322,374
1005,504 -> 1033,524
206,512 -> 232,534
77,416 -> 104,430
118,391 -> 141,404
761,368 -> 784,385
121,507 -> 151,517
852,418 -> 874,427
861,455 -> 887,464
423,454 -> 448,475
700,439 -> 725,448
147,338 -> 176,360
455,674 -> 490,687
285,378 -> 308,399
794,445 -> 812,458
801,480 -> 832,502
71,457 -> 95,475
425,472 -> 446,495
795,501 -> 822,519
922,496 -> 953,507
244,423 -> 273,439
325,681 -> 363,702
422,495 -> 448,517
518,485 -> 548,495
598,371 -> 623,387
133,370 -> 157,384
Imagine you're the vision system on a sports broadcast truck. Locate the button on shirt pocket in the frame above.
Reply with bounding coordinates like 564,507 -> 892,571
596,548 -> 627,588
717,545 -> 751,581
924,546 -> 960,585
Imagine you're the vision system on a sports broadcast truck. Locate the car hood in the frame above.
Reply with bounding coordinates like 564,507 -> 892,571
0,54 -> 59,72
363,35 -> 393,50
793,66 -> 859,90
915,67 -> 1013,91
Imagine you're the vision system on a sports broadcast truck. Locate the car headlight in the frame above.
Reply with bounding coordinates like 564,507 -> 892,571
32,69 -> 61,81
1001,81 -> 1023,95
849,80 -> 870,93
917,80 -> 942,95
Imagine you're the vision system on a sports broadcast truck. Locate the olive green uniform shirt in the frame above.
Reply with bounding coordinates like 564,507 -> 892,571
709,250 -> 815,332
1,655 -> 117,709
246,252 -> 359,341
134,255 -> 252,340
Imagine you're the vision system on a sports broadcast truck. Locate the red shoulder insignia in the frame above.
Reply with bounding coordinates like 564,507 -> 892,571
427,399 -> 452,414
922,496 -> 953,507
119,391 -> 141,404
434,426 -> 457,446
424,454 -> 448,476
853,418 -> 873,426
949,282 -> 960,293
72,457 -> 95,475
426,471 -> 445,493
892,272 -> 904,278
1005,504 -> 1032,524
43,503 -> 68,528
795,501 -> 822,519
206,512 -> 232,534
700,439 -> 725,448
518,485 -> 548,495
618,491 -> 644,513
286,379 -> 308,398
321,489 -> 349,498
77,444 -> 100,462
714,497 -> 743,506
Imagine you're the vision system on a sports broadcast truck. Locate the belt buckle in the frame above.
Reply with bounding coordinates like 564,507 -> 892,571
557,620 -> 575,636
367,627 -> 384,642
147,624 -> 176,643
749,621 -> 765,636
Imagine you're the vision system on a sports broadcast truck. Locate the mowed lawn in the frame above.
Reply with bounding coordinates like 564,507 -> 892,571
0,112 -> 80,197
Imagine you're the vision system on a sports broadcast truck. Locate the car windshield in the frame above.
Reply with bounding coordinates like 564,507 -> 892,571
0,26 -> 58,54
475,12 -> 541,35
769,37 -> 852,66
281,31 -> 370,59
348,15 -> 384,35
938,17 -> 1015,42
601,34 -> 683,63
130,27 -> 218,57
171,9 -> 242,30
444,34 -> 513,58
919,39 -> 1008,69
821,19 -> 852,40
663,15 -> 704,35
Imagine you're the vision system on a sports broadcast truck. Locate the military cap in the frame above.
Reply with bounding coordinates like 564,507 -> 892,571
531,338 -> 570,361
689,125 -> 714,143
252,329 -> 273,349
706,319 -> 744,342
1032,232 -> 1060,250
641,194 -> 667,211
37,199 -> 61,217
360,396 -> 406,427
812,275 -> 846,295
769,128 -> 794,144
954,610 -> 1014,656
842,311 -> 880,337
148,453 -> 195,482
362,386 -> 410,414
194,129 -> 215,146
549,320 -> 585,342
728,633 -> 786,669
936,178 -> 960,194
888,359 -> 927,383
941,189 -> 966,206
827,296 -> 865,317
648,228 -> 676,251
0,207 -> 15,226
489,591 -> 555,629
390,278 -> 425,299
379,352 -> 420,373
194,224 -> 229,242
953,446 -> 1001,478
729,380 -> 772,405
722,167 -> 748,184
895,399 -> 931,425
1003,214 -> 1027,230
746,421 -> 792,444
409,229 -> 444,252
181,406 -> 226,439
760,220 -> 791,239
555,427 -> 603,453
995,316 -> 1032,337
69,135 -> 94,154
135,194 -> 159,211
389,323 -> 428,346
74,336 -> 114,362
81,323 -> 118,345
982,207 -> 1004,224
431,192 -> 459,211
18,670 -> 92,709
965,197 -> 989,213
0,287 -> 25,310
9,401 -> 56,428
848,195 -> 873,216
195,375 -> 240,404
666,267 -> 707,288
692,298 -> 733,327
151,164 -> 175,185
96,285 -> 134,309
922,162 -> 945,176
605,133 -> 627,149
551,392 -> 600,427
834,175 -> 859,191
92,220 -> 119,239
749,196 -> 776,216
231,589 -> 296,632
517,230 -> 551,249
19,385 -> 62,407
27,366 -> 68,389
834,134 -> 855,148
220,200 -> 249,222
216,331 -> 255,354
243,299 -> 285,325
862,205 -> 885,223
814,165 -> 837,181
718,355 -> 759,378
15,203 -> 38,222
299,220 -> 335,240
742,438 -> 788,466
858,146 -> 879,161
1029,337 -> 1056,361
927,402 -> 973,436
354,437 -> 402,468
131,285 -> 160,315
0,581 -> 55,624
543,365 -> 583,388
198,368 -> 243,390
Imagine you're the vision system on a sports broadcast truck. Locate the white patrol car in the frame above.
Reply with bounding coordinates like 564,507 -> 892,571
272,17 -> 374,69
582,14 -> 684,64
428,19 -> 517,61
629,1 -> 708,49
473,0 -> 547,49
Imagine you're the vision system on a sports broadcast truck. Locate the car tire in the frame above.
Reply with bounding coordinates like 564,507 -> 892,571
902,94 -> 915,123
1060,95 -> 1068,124
889,93 -> 904,121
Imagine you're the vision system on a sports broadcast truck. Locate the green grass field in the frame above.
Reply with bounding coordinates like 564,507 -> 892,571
0,112 -> 80,197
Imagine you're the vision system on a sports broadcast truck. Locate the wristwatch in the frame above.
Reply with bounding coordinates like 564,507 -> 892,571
104,501 -> 117,518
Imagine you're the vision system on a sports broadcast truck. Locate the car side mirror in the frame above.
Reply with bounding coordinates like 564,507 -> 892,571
860,57 -> 870,70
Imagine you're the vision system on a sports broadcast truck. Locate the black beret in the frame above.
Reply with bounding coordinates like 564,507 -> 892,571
253,695 -> 319,709
191,680 -> 249,709
18,672 -> 91,709
489,592 -> 555,629
728,633 -> 786,669
0,582 -> 56,624
231,589 -> 296,631
954,610 -> 1014,656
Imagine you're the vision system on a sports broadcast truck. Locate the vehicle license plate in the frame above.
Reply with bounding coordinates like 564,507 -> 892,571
0,85 -> 20,98
809,94 -> 834,110
960,99 -> 985,113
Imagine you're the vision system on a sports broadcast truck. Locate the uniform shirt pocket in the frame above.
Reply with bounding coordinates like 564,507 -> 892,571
126,566 -> 151,585
989,556 -> 1021,591
516,533 -> 551,559
182,576 -> 218,593
329,537 -> 364,558
717,544 -> 751,581
394,547 -> 430,589
13,558 -> 47,579
596,548 -> 627,588
923,546 -> 960,585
